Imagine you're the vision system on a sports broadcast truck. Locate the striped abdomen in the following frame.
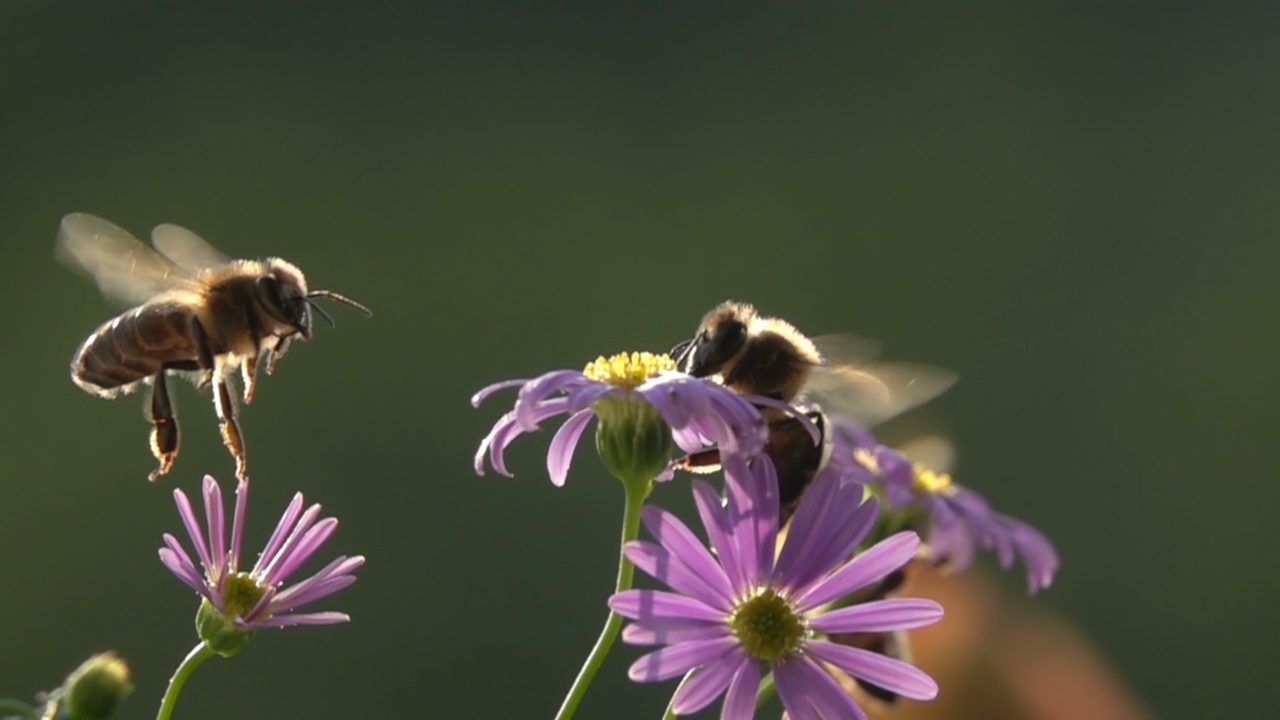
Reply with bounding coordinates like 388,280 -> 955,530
72,301 -> 200,396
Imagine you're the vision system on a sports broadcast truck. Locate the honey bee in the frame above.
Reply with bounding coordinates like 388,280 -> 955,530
670,300 -> 956,520
57,213 -> 371,482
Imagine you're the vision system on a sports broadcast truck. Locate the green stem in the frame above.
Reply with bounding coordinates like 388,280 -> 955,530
0,699 -> 37,720
755,670 -> 776,707
155,643 -> 215,720
553,477 -> 650,720
659,671 -> 693,720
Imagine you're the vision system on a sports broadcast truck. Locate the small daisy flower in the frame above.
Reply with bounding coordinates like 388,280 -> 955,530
473,351 -> 812,486
159,475 -> 364,655
849,442 -> 1059,594
609,454 -> 941,720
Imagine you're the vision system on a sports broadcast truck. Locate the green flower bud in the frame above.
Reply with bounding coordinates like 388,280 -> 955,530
62,652 -> 132,719
196,598 -> 255,657
593,396 -> 675,486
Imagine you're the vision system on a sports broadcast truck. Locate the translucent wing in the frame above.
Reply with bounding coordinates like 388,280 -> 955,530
810,334 -> 883,366
803,361 -> 958,429
56,213 -> 197,306
151,222 -> 231,273
895,435 -> 956,473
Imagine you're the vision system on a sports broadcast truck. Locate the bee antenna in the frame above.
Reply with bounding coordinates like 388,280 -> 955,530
304,297 -> 337,328
307,290 -> 373,317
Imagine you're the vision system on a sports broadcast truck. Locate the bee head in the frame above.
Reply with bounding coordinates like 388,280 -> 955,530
255,260 -> 314,339
678,301 -> 757,378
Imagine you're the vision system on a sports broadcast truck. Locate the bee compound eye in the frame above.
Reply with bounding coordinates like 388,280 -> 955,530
254,276 -> 291,322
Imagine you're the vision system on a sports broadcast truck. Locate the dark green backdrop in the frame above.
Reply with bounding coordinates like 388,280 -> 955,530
2,2 -> 1274,718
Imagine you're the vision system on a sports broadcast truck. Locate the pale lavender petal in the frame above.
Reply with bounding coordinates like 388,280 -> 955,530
546,409 -> 594,487
925,514 -> 976,571
230,478 -> 249,573
773,658 -> 821,720
627,636 -> 741,682
809,599 -> 944,634
269,555 -> 365,609
172,487 -> 212,572
249,611 -> 351,628
691,480 -> 747,596
671,424 -> 713,454
621,618 -> 731,646
470,378 -> 529,407
805,639 -> 938,700
795,532 -> 920,612
624,540 -> 733,611
260,516 -> 337,586
255,491 -> 304,573
515,370 -> 587,430
203,475 -> 226,579
719,654 -> 761,720
722,454 -> 777,586
158,546 -> 206,595
566,383 -> 614,413
254,503 -> 322,577
1002,514 -> 1059,593
788,655 -> 869,720
639,375 -> 710,429
478,398 -> 571,477
609,589 -> 727,624
268,575 -> 358,615
671,652 -> 747,715
640,506 -> 734,610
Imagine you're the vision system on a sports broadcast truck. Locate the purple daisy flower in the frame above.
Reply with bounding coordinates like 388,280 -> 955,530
848,441 -> 1059,594
159,475 -> 364,632
473,351 -> 814,486
609,454 -> 941,720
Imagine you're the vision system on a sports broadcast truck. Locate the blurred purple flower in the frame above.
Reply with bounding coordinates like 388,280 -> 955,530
850,442 -> 1059,594
473,351 -> 813,485
610,455 -> 941,720
159,475 -> 363,629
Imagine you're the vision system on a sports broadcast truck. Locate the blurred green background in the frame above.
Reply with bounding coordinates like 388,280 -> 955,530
2,2 -> 1275,718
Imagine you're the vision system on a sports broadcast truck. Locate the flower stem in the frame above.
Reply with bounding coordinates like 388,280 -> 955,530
155,643 -> 215,720
755,670 -> 777,707
0,699 -> 37,719
553,477 -> 650,720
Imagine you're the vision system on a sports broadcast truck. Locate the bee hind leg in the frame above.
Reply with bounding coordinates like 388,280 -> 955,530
211,369 -> 247,480
147,371 -> 179,482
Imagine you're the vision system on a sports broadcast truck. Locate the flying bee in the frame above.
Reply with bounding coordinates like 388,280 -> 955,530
670,300 -> 956,521
57,213 -> 371,482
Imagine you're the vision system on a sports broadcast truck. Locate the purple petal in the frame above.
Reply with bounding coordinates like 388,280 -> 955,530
640,506 -> 734,610
691,480 -> 747,596
805,639 -> 938,700
672,652 -> 747,715
269,555 -> 365,609
740,394 -> 821,446
639,375 -> 710,429
159,545 -> 206,595
546,409 -> 594,487
202,475 -> 226,579
795,532 -> 919,612
773,658 -> 821,720
627,636 -> 741,682
609,589 -> 728,624
470,378 -> 529,407
624,540 -> 733,611
260,516 -> 337,587
254,503 -> 322,578
516,370 -> 588,430
809,599 -> 944,634
172,487 -> 212,572
249,611 -> 351,628
719,655 -> 761,720
566,383 -> 614,414
621,618 -> 731,646
788,492 -> 879,600
786,655 -> 869,720
773,466 -> 849,591
478,397 -> 572,477
722,454 -> 777,586
255,492 -> 304,573
1002,514 -> 1059,593
230,478 -> 249,573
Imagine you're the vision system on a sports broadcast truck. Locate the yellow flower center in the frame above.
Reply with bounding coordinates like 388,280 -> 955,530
583,351 -> 676,389
729,588 -> 806,661
912,463 -> 956,496
853,447 -> 881,475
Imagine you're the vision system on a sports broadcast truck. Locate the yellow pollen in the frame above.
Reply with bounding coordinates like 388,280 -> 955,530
583,351 -> 676,388
912,463 -> 956,495
853,448 -> 881,475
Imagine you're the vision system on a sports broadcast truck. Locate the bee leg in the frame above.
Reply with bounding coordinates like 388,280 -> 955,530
265,336 -> 293,375
146,371 -> 179,482
191,317 -> 217,393
673,448 -> 724,474
241,352 -> 260,405
211,369 -> 247,480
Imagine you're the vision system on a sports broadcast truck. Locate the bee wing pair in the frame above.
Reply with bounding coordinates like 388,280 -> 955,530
804,334 -> 958,430
55,212 -> 229,306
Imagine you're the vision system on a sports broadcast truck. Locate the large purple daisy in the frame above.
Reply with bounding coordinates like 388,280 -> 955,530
609,454 -> 941,719
159,475 -> 364,631
473,351 -> 814,485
